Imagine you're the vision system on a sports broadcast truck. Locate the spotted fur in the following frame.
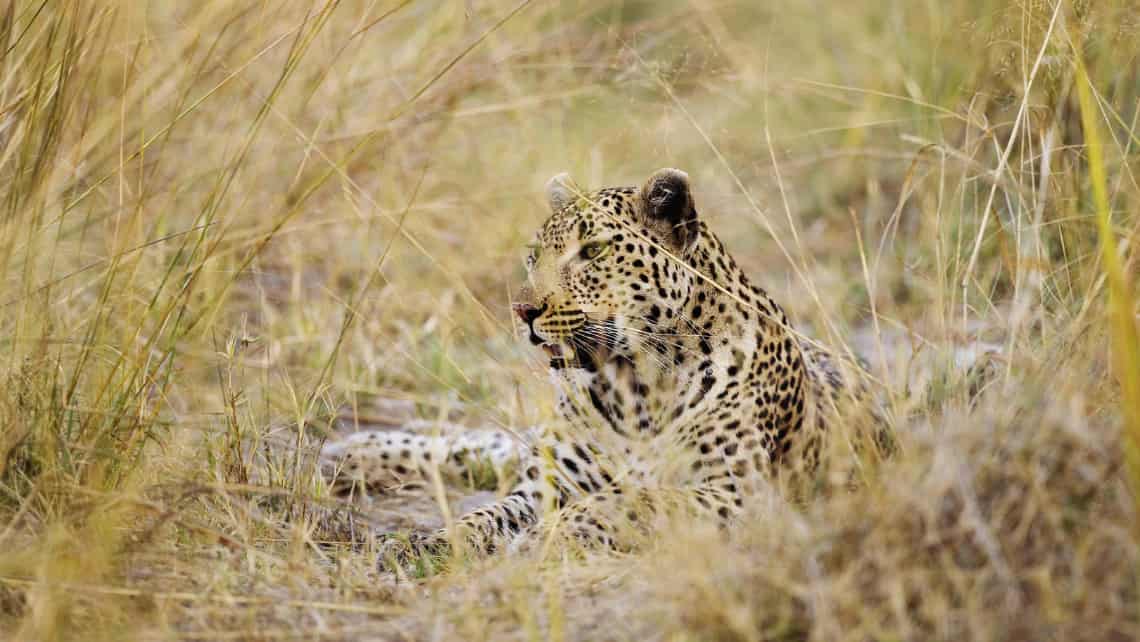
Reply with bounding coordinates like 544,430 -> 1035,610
322,168 -> 864,566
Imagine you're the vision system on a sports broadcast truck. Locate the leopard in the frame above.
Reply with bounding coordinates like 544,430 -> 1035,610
321,168 -> 869,568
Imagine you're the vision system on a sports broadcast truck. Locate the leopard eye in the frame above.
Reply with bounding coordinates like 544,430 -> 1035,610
579,241 -> 609,261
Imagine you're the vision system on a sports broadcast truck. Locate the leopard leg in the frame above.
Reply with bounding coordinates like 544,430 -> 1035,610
372,422 -> 622,571
525,483 -> 741,554
376,476 -> 552,571
320,425 -> 523,496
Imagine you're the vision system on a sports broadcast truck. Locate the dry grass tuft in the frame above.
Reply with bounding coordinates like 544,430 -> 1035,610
1,1 -> 1138,640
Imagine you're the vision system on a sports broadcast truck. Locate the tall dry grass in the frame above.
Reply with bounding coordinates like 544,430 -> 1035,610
0,0 -> 1137,640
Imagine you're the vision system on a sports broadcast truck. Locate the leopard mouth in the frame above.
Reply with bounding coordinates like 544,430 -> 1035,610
540,342 -> 577,369
527,327 -> 581,368
540,343 -> 568,358
528,319 -> 616,370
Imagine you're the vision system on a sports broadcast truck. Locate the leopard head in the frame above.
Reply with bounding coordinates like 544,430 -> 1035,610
514,168 -> 701,368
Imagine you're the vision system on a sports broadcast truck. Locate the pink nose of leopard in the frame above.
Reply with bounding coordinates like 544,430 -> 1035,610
513,302 -> 542,324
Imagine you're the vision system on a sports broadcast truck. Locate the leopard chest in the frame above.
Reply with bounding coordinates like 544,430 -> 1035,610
564,321 -> 808,458
556,333 -> 757,435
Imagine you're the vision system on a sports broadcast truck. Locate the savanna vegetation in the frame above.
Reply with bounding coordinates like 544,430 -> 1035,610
1,1 -> 1138,640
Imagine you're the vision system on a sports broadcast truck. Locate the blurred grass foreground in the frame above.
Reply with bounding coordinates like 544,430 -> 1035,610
1,1 -> 1139,640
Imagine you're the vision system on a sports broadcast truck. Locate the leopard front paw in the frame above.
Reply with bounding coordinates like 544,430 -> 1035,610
377,529 -> 451,576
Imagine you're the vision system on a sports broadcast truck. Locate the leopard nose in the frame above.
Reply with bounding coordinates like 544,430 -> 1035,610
512,302 -> 543,323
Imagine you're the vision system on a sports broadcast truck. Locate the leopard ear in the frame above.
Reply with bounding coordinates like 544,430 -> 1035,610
544,172 -> 580,213
640,168 -> 698,251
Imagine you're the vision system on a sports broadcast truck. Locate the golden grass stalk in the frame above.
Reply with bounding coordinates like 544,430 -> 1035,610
1,1 -> 1138,639
1073,50 -> 1140,512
